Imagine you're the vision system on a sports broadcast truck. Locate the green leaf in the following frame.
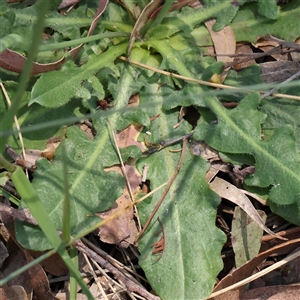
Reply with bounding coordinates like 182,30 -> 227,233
202,0 -> 242,31
231,1 -> 300,43
0,33 -> 23,52
222,64 -> 265,101
0,1 -> 15,38
15,125 -> 125,250
0,80 -> 87,151
147,0 -> 233,39
193,93 -> 300,221
260,98 -> 300,152
29,43 -> 128,108
136,85 -> 225,299
257,0 -> 279,19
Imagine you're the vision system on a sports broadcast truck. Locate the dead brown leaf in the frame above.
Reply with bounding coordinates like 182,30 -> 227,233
242,284 -> 300,300
97,164 -> 141,247
24,251 -> 60,300
116,123 -> 146,152
210,177 -> 285,240
205,19 -> 236,81
233,44 -> 256,71
211,239 -> 300,300
253,37 -> 289,61
97,188 -> 139,247
0,285 -> 29,300
58,0 -> 80,10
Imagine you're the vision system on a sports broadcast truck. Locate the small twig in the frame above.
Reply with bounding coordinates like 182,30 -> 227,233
83,254 -> 109,300
73,239 -> 160,300
135,138 -> 188,245
107,120 -> 142,231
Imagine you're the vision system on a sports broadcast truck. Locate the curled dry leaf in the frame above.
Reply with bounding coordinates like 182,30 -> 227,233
0,49 -> 66,76
209,177 -> 286,240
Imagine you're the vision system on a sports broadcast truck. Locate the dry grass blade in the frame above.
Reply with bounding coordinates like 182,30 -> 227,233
73,239 -> 160,300
83,253 -> 109,300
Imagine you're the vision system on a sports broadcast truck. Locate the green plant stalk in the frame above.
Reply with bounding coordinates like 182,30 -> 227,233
144,0 -> 177,39
0,0 -> 49,154
61,140 -> 71,243
10,166 -> 94,299
11,166 -> 62,246
69,247 -> 79,300
0,154 -> 16,173
39,32 -> 130,51
0,185 -> 20,206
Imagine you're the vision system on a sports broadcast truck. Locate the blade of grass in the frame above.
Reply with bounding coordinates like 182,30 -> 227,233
69,247 -> 79,300
10,166 -> 94,299
39,32 -> 130,51
61,139 -> 71,243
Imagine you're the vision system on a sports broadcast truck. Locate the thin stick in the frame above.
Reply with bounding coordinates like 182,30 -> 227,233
0,82 -> 28,177
135,138 -> 188,245
73,239 -> 160,300
83,254 -> 109,300
107,120 -> 141,231
119,56 -> 300,101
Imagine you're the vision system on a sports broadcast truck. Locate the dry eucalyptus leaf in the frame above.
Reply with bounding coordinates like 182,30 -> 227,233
209,177 -> 285,240
205,19 -> 236,81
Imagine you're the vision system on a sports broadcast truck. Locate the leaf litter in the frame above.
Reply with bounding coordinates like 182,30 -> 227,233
0,0 -> 300,299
